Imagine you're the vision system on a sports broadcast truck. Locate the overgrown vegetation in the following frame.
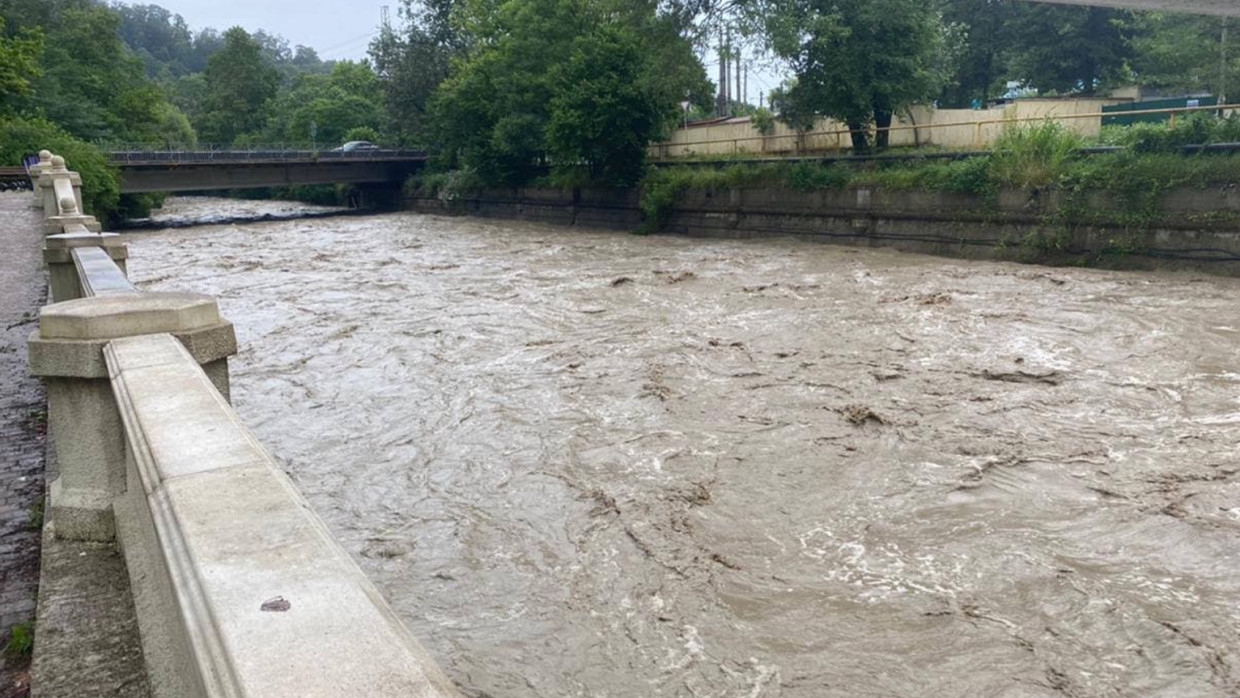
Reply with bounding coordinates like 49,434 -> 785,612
405,119 -> 1239,234
989,121 -> 1084,190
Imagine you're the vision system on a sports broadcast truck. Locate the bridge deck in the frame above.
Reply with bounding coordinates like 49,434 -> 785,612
107,150 -> 426,194
1025,0 -> 1240,15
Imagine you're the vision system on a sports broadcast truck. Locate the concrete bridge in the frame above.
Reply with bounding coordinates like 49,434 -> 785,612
16,150 -> 459,697
1024,0 -> 1240,16
107,149 -> 427,194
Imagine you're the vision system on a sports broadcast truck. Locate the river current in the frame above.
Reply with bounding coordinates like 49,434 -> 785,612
127,197 -> 1240,697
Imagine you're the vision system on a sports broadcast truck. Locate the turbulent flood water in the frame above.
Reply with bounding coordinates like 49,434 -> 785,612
128,198 -> 1240,697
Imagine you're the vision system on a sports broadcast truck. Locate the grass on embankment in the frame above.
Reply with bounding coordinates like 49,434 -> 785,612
638,119 -> 1240,232
407,117 -> 1240,233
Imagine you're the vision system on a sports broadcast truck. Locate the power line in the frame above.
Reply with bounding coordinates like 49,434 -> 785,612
317,30 -> 380,57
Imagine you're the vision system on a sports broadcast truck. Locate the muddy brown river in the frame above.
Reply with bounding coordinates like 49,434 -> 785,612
127,198 -> 1240,697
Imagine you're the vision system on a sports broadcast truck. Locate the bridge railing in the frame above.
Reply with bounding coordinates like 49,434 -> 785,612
27,152 -> 459,698
105,146 -> 427,165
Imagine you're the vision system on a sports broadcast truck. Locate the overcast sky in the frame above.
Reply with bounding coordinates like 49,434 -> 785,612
118,0 -> 390,60
117,1 -> 783,105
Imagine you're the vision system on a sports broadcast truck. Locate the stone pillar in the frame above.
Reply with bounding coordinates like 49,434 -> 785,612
28,293 -> 238,541
29,150 -> 54,210
43,230 -> 128,303
44,196 -> 102,236
38,157 -> 84,220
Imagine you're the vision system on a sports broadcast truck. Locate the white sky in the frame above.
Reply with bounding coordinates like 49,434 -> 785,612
117,0 -> 391,60
115,1 -> 784,105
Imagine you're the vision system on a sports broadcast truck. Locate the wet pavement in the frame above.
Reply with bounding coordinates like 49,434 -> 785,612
0,194 -> 47,697
128,198 -> 1240,697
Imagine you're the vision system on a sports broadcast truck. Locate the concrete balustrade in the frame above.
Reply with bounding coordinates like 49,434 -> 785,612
37,157 -> 85,223
107,334 -> 458,697
26,152 -> 460,697
28,150 -> 53,209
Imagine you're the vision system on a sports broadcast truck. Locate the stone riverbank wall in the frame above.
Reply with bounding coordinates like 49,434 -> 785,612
24,151 -> 460,698
408,185 -> 1240,276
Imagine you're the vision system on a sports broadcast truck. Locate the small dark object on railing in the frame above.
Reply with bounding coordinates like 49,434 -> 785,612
260,596 -> 291,613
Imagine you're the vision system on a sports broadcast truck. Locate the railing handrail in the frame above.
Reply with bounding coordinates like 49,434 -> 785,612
103,148 -> 429,166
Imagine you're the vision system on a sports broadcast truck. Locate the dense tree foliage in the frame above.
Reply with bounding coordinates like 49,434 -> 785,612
426,0 -> 710,185
263,61 -> 386,146
759,0 -> 948,149
1129,14 -> 1235,100
1007,5 -> 1136,94
197,27 -> 279,145
369,0 -> 466,145
0,17 -> 42,114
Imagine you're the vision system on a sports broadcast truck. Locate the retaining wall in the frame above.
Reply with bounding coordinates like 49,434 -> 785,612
408,185 -> 1240,275
25,151 -> 460,697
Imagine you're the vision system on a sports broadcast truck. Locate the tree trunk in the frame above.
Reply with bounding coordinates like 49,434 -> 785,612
848,121 -> 869,152
874,107 -> 893,150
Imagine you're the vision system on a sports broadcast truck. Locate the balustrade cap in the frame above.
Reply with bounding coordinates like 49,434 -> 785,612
45,231 -> 121,249
40,293 -> 222,340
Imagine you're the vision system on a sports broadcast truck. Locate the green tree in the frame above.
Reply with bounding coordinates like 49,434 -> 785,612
760,0 -> 947,150
114,3 -> 196,78
264,60 -> 386,147
0,17 -> 43,114
1006,4 -> 1137,94
19,3 -> 178,144
1129,13 -> 1234,99
0,116 -> 119,223
431,0 -> 708,184
198,27 -> 279,145
938,0 -> 1017,108
369,0 -> 466,145
546,24 -> 662,185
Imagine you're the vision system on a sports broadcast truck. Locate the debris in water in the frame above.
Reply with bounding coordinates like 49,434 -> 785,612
976,369 -> 1065,385
655,270 -> 696,284
611,277 -> 634,287
838,405 -> 889,426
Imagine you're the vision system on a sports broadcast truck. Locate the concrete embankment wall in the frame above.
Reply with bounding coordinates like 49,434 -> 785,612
408,186 -> 1240,276
25,152 -> 460,697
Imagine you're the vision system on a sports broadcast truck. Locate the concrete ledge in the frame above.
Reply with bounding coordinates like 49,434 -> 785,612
39,293 -> 221,341
74,247 -> 138,297
106,334 -> 459,697
28,323 -> 236,380
44,246 -> 128,265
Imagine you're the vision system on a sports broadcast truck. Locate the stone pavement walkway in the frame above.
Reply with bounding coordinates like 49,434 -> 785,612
0,194 -> 49,697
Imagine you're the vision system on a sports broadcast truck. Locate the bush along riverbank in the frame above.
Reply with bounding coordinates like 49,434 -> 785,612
406,119 -> 1240,274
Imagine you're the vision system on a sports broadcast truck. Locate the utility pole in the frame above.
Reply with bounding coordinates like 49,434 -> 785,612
743,64 -> 748,109
736,50 -> 743,109
1222,16 -> 1229,105
717,30 -> 727,117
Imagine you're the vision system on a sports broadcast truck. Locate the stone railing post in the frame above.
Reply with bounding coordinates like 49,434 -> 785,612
44,195 -> 101,236
28,294 -> 238,541
28,150 -> 54,209
43,230 -> 129,303
37,156 -> 84,220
